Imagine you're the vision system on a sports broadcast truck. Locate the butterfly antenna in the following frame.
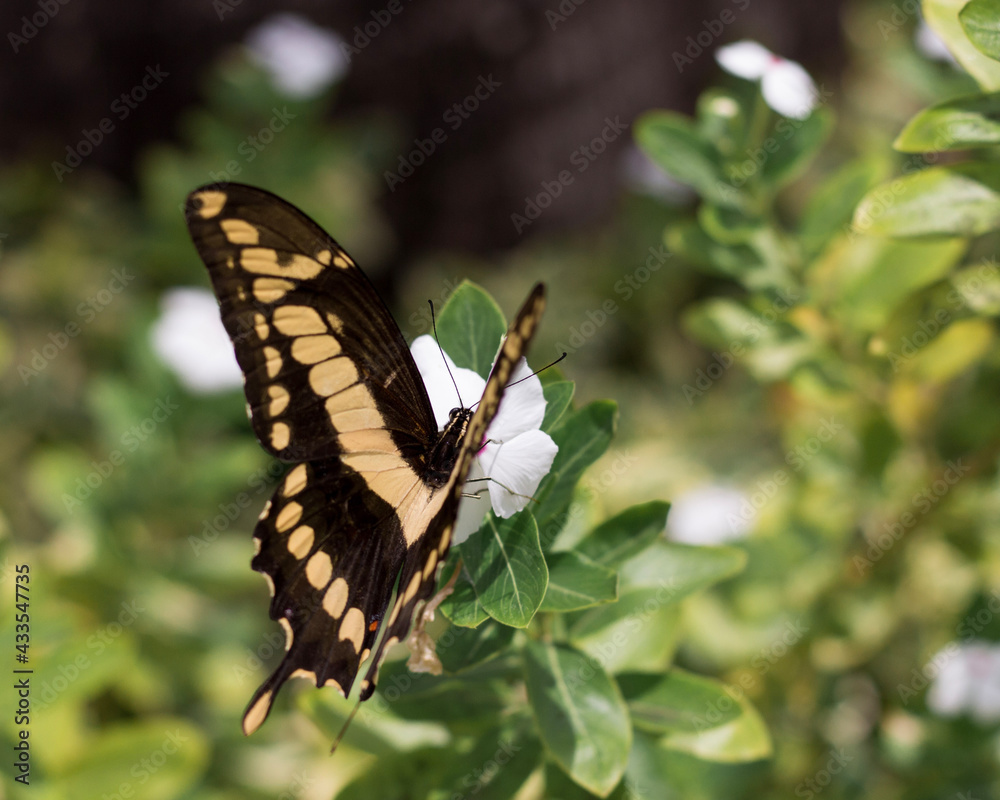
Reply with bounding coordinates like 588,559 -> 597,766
330,698 -> 362,755
469,351 -> 567,411
429,299 -> 464,407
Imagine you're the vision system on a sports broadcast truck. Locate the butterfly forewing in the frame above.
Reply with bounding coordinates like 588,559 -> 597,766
184,183 -> 546,735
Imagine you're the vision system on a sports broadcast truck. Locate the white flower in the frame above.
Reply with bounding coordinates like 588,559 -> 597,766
927,641 -> 1000,723
151,287 -> 243,394
410,335 -> 558,544
667,484 -> 750,545
245,13 -> 349,98
716,40 -> 818,120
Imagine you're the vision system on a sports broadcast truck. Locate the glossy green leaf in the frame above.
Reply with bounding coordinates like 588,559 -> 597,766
524,642 -> 632,797
895,92 -> 1000,151
617,670 -> 741,734
436,280 -> 507,377
960,0 -> 1000,61
534,401 -> 617,546
618,541 -> 747,596
853,164 -> 1000,237
438,619 -> 516,673
541,551 -> 618,612
462,511 -> 548,627
542,380 -> 576,432
925,0 -> 1000,89
635,111 -> 732,205
660,690 -> 772,763
439,551 -> 490,628
567,588 -> 681,672
950,259 -> 1000,314
798,156 -> 888,256
905,318 -> 995,381
574,501 -> 670,568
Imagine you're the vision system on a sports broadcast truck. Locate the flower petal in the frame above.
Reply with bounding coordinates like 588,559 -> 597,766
410,335 -> 484,430
151,287 -> 243,394
488,358 -> 546,441
481,429 -> 558,518
246,13 -> 349,98
453,461 -> 490,545
716,40 -> 774,80
761,60 -> 817,119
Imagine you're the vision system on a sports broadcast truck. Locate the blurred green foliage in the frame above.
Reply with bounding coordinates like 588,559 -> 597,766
4,1 -> 1000,798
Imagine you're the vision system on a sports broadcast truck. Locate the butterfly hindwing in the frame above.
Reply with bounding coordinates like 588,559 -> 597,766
185,183 -> 547,735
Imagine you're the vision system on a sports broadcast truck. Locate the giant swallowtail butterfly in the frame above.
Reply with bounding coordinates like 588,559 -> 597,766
184,183 -> 545,735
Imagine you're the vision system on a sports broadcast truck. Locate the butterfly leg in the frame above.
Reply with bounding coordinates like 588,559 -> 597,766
406,557 -> 464,675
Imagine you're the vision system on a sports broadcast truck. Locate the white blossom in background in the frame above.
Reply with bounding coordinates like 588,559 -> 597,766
245,13 -> 349,98
716,40 -> 818,120
411,335 -> 558,544
620,145 -> 695,204
151,288 -> 243,394
927,641 -> 1000,723
667,484 -> 750,545
914,20 -> 959,65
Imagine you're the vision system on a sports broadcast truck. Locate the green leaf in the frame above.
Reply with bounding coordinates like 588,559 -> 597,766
534,401 -> 617,545
950,259 -> 1000,314
574,501 -> 670,568
635,111 -> 731,205
895,92 -> 1000,152
524,642 -> 632,797
618,541 -> 747,596
542,380 -> 576,432
798,156 -> 888,256
438,619 -> 516,673
462,511 -> 548,627
760,108 -> 833,188
926,0 -> 1000,90
567,588 -> 681,672
439,551 -> 490,628
617,670 -> 742,734
436,280 -> 507,377
541,551 -> 618,612
56,720 -> 208,800
659,691 -> 772,763
812,236 -> 966,333
439,727 -> 542,800
960,0 -> 1000,61
904,318 -> 995,381
853,164 -> 1000,237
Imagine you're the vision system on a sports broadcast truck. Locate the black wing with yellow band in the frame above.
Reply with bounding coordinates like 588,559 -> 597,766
184,183 -> 545,737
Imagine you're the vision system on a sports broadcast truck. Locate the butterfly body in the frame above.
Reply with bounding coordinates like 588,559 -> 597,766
184,183 -> 545,735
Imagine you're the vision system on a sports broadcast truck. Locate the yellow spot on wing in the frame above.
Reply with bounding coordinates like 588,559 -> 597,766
275,501 -> 302,532
279,618 -> 294,650
306,551 -> 333,589
316,249 -> 332,265
340,607 -> 365,653
283,463 -> 308,496
271,421 -> 291,450
291,668 -> 318,683
437,526 -> 452,556
241,248 -> 323,280
423,550 -> 439,580
268,385 -> 290,417
332,254 -> 352,269
287,525 -> 314,559
263,346 -> 283,379
273,305 -> 327,336
253,277 -> 295,304
242,690 -> 273,735
324,678 -> 345,695
253,312 -> 269,340
194,190 -> 226,219
403,572 -> 422,605
309,358 -> 358,397
290,334 -> 342,364
221,218 -> 260,244
323,577 -> 349,618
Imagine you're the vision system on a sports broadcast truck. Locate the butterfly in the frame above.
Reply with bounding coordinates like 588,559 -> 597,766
184,183 -> 546,735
